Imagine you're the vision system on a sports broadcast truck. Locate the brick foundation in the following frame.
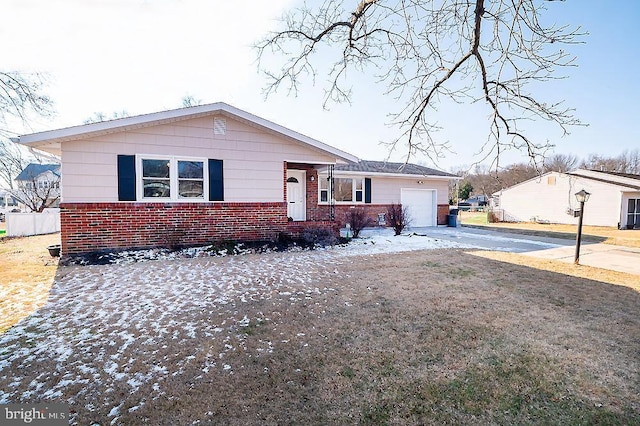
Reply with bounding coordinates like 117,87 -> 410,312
333,204 -> 450,227
286,220 -> 340,237
333,204 -> 391,227
60,202 -> 291,255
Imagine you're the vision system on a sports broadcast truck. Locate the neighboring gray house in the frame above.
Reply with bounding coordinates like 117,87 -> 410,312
493,169 -> 640,229
15,163 -> 61,185
14,163 -> 61,209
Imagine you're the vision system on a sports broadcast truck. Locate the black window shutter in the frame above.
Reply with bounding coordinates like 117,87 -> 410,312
364,178 -> 372,204
117,155 -> 136,201
209,159 -> 224,201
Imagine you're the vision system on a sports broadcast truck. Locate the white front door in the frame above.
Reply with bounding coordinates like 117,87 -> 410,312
286,170 -> 306,221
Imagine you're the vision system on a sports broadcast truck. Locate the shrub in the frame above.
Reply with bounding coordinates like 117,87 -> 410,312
386,203 -> 411,236
163,224 -> 187,250
301,226 -> 339,247
206,240 -> 242,255
344,208 -> 375,238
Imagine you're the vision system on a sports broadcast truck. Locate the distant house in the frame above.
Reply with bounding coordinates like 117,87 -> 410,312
493,169 -> 640,229
0,189 -> 20,219
459,194 -> 488,210
13,103 -> 459,255
14,163 -> 61,210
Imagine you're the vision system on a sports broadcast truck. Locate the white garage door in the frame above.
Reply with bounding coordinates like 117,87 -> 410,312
401,189 -> 436,227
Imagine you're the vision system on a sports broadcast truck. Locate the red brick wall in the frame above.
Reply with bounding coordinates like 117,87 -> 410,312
336,203 -> 450,226
437,204 -> 450,225
334,204 -> 391,227
60,202 -> 289,255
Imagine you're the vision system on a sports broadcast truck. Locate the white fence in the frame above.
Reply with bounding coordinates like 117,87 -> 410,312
5,211 -> 61,237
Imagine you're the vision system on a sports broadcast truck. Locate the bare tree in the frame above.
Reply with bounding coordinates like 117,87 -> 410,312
11,168 -> 60,212
617,149 -> 640,174
461,161 -> 538,196
0,140 -> 28,189
581,150 -> 640,174
581,154 -> 622,173
181,95 -> 203,108
0,71 -> 53,137
83,110 -> 130,125
257,0 -> 584,168
0,139 -> 60,189
543,153 -> 579,172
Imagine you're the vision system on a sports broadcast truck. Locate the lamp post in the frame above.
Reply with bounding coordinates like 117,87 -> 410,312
574,189 -> 591,265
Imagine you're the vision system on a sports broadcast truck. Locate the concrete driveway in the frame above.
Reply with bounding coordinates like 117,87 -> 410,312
409,226 -> 640,276
408,226 -> 574,253
521,243 -> 640,276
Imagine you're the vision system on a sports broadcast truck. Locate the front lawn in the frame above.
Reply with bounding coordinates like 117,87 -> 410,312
0,233 -> 60,333
0,243 -> 638,424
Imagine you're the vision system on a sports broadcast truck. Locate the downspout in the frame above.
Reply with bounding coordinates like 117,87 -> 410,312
329,164 -> 335,221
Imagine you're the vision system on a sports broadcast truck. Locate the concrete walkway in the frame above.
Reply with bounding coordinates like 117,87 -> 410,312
415,226 -> 640,276
522,242 -> 640,276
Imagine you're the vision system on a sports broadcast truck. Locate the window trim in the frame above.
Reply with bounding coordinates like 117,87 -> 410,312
627,198 -> 640,228
318,176 -> 366,205
136,155 -> 209,202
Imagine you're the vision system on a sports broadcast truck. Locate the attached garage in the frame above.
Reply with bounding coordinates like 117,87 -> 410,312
324,160 -> 459,228
401,188 -> 436,227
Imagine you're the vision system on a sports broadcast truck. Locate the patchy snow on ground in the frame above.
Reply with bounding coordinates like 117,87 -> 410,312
335,228 -> 478,255
0,227 -> 497,423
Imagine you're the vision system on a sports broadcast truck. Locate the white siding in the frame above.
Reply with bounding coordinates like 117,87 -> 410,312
371,176 -> 449,205
621,192 -> 640,228
60,116 -> 337,203
499,172 -> 626,227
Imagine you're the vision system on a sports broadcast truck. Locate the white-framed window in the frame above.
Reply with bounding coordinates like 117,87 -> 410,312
628,198 -> 640,228
319,176 -> 365,204
138,156 -> 207,201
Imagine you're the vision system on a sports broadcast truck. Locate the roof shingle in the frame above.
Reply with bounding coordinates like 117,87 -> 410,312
15,163 -> 60,181
334,160 -> 457,177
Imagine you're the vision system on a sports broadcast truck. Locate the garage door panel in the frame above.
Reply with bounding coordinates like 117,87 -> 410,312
401,189 -> 435,227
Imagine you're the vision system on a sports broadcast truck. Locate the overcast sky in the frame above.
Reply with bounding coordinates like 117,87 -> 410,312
4,0 -> 639,171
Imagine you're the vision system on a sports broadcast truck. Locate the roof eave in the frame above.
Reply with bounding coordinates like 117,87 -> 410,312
330,169 -> 460,179
14,102 -> 360,164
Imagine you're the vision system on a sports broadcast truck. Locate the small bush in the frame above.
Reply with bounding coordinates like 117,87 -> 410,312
301,226 -> 339,247
344,208 -> 375,238
163,224 -> 187,250
386,203 -> 411,236
488,210 -> 500,223
206,240 -> 242,255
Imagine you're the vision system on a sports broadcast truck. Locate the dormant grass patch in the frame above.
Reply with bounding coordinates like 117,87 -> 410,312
0,233 -> 60,333
472,250 -> 640,291
1,245 -> 638,424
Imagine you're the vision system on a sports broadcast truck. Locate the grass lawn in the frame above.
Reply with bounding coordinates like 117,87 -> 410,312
0,234 -> 638,424
0,233 -> 60,333
459,210 -> 489,225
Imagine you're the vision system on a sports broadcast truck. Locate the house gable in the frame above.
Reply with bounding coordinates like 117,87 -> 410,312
14,102 -> 358,163
31,110 -> 357,204
496,169 -> 640,227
